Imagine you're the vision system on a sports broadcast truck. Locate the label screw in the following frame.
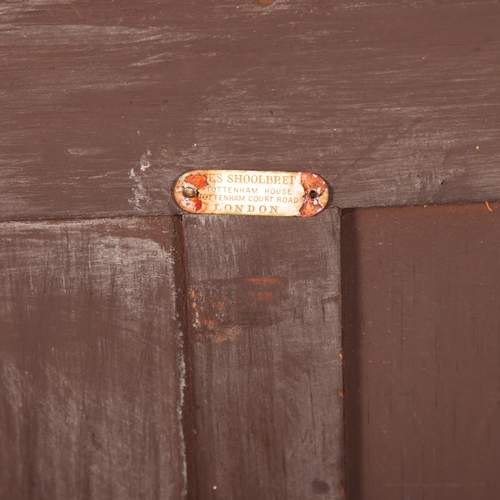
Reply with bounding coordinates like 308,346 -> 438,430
183,185 -> 198,198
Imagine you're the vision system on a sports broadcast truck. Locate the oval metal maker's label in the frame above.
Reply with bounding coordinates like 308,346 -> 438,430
174,170 -> 329,217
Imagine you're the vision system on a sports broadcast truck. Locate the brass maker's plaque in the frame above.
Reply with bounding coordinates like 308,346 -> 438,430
174,170 -> 329,217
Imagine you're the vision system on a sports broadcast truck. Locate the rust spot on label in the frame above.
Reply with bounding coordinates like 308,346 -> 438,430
299,172 -> 329,217
181,174 -> 209,212
174,170 -> 329,217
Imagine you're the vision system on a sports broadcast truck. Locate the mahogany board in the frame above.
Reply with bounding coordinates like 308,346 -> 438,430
342,202 -> 500,500
0,216 -> 186,499
1,0 -> 500,221
183,209 -> 344,499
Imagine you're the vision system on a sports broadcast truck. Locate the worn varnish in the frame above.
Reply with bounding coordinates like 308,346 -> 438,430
3,0 -> 500,497
0,216 -> 185,499
1,1 -> 500,220
342,202 -> 500,500
183,210 -> 343,499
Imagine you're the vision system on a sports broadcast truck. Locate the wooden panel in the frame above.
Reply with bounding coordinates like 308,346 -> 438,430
342,202 -> 500,500
1,1 -> 500,220
0,216 -> 186,499
183,210 -> 343,499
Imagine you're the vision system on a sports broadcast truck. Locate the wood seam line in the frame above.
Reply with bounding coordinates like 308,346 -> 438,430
0,206 -> 344,224
172,214 -> 199,500
0,212 -> 183,225
339,208 -> 358,498
339,208 -> 351,498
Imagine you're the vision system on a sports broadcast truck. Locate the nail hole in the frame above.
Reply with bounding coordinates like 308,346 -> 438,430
308,190 -> 318,199
183,186 -> 198,198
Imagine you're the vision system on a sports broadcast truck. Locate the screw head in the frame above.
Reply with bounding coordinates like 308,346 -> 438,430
183,185 -> 198,198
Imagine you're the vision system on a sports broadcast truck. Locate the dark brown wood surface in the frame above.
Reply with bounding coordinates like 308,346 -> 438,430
0,216 -> 186,499
342,202 -> 500,500
2,1 -> 500,220
183,210 -> 343,499
3,0 -> 500,496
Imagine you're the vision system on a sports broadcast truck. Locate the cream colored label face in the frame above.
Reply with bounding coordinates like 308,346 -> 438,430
174,170 -> 329,217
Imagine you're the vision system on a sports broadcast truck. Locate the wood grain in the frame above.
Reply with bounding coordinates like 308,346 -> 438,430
1,1 -> 500,220
0,216 -> 186,499
342,202 -> 500,500
183,210 -> 343,499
